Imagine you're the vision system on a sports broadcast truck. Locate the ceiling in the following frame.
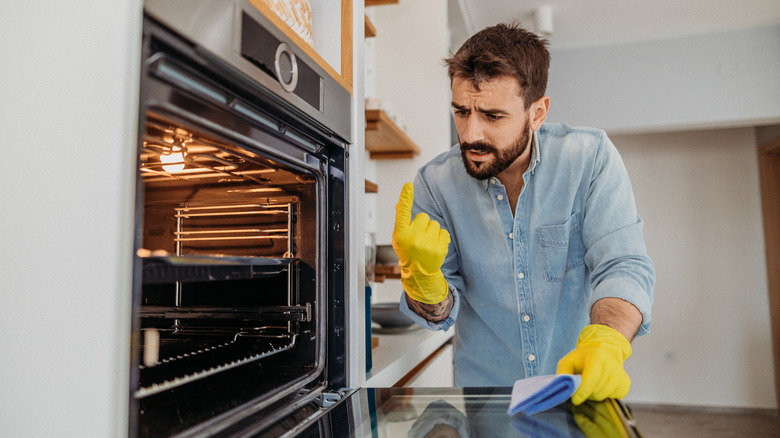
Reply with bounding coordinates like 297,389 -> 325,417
448,0 -> 780,51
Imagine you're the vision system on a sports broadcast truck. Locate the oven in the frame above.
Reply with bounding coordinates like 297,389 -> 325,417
132,2 -> 350,435
131,2 -> 646,437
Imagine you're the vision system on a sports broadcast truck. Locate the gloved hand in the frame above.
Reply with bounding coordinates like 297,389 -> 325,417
391,182 -> 450,304
556,324 -> 632,405
568,400 -> 626,438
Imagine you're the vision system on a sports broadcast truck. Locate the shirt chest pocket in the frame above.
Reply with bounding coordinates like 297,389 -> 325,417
538,214 -> 585,282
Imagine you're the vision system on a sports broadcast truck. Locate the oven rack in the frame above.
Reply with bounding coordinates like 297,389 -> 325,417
139,305 -> 309,322
141,254 -> 297,284
136,330 -> 296,398
173,202 -> 295,259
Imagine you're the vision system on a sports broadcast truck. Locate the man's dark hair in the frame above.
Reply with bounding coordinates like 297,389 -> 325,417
446,23 -> 550,109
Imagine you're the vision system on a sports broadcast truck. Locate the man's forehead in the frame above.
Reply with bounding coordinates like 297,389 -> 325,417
452,75 -> 520,92
451,76 -> 524,106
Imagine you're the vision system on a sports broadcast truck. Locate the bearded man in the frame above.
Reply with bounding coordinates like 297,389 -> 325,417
392,22 -> 655,405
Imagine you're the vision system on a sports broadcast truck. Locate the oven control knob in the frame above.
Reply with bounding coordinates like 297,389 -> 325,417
274,43 -> 298,93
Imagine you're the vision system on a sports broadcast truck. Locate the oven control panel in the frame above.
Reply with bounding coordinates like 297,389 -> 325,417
240,11 -> 323,112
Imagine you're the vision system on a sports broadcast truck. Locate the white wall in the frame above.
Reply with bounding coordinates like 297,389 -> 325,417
615,127 -> 775,409
0,1 -> 142,436
310,0 -> 342,74
369,0 -> 452,245
547,25 -> 780,134
364,0 -> 452,304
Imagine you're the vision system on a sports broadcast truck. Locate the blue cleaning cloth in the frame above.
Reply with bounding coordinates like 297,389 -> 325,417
510,405 -> 574,438
507,374 -> 582,416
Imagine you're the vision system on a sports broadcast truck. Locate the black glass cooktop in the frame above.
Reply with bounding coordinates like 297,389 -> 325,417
285,387 -> 642,438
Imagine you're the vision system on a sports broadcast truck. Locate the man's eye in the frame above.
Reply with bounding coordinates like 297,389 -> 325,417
454,110 -> 469,117
485,113 -> 501,121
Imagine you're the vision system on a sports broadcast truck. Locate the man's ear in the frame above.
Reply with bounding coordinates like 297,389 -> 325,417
529,96 -> 550,131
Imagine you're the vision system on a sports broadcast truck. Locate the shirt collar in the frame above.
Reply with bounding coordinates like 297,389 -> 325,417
528,129 -> 541,175
479,131 -> 541,190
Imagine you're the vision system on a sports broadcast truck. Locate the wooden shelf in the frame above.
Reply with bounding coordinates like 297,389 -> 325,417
364,14 -> 376,38
373,264 -> 401,282
365,179 -> 378,193
366,0 -> 398,5
365,109 -> 420,159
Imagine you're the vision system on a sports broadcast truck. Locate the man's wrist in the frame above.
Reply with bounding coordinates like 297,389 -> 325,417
405,291 -> 453,322
590,297 -> 642,341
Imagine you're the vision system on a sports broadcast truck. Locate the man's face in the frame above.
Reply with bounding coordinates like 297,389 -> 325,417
451,76 -> 532,180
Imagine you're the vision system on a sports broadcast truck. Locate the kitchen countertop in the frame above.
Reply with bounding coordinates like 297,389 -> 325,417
365,324 -> 455,387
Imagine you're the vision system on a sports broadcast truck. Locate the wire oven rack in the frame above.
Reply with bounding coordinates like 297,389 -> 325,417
136,327 -> 297,398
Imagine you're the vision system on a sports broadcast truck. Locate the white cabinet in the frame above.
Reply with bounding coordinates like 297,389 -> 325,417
367,328 -> 455,387
406,342 -> 455,387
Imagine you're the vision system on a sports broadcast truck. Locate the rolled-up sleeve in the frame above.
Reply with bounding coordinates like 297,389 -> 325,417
399,282 -> 460,331
583,133 -> 655,335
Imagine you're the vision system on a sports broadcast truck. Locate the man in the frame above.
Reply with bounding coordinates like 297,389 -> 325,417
392,23 -> 655,405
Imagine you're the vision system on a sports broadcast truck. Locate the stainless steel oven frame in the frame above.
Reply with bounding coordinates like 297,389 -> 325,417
131,3 -> 352,435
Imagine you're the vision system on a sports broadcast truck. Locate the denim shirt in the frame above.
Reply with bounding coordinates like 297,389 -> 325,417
399,123 -> 655,387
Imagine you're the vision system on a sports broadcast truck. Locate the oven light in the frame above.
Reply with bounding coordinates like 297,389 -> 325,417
161,146 -> 185,173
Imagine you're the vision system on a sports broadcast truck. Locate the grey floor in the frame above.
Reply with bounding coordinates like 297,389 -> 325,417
630,404 -> 780,437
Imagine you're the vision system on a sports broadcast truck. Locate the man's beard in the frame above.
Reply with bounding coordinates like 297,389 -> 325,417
459,118 -> 531,180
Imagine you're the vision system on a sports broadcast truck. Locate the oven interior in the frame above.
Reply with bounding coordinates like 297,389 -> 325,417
134,113 -> 327,435
137,112 -> 318,388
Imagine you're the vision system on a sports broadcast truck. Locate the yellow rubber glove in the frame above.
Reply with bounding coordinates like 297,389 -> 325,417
557,324 -> 632,405
568,401 -> 627,438
391,182 -> 450,304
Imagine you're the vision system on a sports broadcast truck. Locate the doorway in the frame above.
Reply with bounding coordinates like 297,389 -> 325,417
758,134 -> 780,412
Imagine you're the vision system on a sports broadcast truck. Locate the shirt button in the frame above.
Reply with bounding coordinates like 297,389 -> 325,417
497,195 -> 504,201
522,314 -> 531,322
509,232 -> 514,239
491,178 -> 498,184
518,272 -> 525,279
528,354 -> 536,362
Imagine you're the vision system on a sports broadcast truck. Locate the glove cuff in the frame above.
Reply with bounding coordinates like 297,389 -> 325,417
578,324 -> 632,360
401,268 -> 448,304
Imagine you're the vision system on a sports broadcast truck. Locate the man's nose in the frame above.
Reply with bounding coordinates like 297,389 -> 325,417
460,115 -> 485,144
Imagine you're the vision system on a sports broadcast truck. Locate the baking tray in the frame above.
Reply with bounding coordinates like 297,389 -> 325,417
141,254 -> 297,284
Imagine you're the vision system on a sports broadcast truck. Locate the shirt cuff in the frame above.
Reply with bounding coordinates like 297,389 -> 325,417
589,276 -> 653,336
399,282 -> 460,332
